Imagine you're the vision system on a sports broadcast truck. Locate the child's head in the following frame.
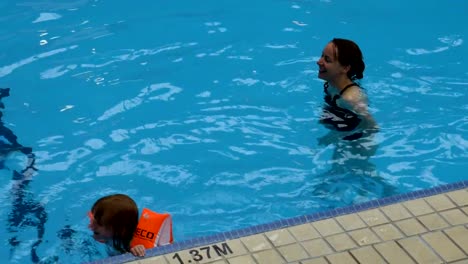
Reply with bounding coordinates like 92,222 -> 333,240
88,194 -> 139,252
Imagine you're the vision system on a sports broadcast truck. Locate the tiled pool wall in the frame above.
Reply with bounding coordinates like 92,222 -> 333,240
87,180 -> 468,264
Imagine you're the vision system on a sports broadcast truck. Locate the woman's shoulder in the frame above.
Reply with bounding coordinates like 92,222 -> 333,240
340,85 -> 366,103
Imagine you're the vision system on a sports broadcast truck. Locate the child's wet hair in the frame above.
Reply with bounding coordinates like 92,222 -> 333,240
91,194 -> 139,252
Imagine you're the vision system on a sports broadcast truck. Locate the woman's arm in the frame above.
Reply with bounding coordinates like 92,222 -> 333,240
340,88 -> 379,135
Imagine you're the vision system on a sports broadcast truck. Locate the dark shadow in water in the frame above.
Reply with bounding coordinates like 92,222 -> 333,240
56,225 -> 103,263
2,88 -> 105,263
0,88 -> 47,263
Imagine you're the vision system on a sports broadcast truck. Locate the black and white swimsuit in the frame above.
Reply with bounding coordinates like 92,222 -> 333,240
320,83 -> 363,140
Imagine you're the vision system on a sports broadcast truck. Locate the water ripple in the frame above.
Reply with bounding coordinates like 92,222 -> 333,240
0,45 -> 78,77
206,167 -> 310,190
32,12 -> 62,23
96,82 -> 183,121
96,161 -> 193,186
406,35 -> 463,55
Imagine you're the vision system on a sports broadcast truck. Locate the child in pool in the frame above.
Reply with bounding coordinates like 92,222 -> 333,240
88,194 -> 146,257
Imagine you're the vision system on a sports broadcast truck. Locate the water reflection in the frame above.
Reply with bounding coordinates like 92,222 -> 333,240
312,135 -> 396,205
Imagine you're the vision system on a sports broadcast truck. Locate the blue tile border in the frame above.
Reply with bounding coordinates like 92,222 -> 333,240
86,180 -> 468,264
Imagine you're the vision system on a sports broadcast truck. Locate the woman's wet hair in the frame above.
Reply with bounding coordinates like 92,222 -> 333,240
331,38 -> 365,80
91,194 -> 139,252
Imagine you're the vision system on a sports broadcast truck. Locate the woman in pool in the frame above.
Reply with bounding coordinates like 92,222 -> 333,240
317,38 -> 378,143
313,38 -> 393,200
316,38 -> 383,176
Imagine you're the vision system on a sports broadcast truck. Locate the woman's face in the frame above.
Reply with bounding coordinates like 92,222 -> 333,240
316,42 -> 348,82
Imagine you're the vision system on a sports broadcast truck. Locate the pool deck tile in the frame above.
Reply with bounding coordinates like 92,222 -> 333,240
301,238 -> 333,257
335,213 -> 366,231
440,208 -> 468,225
374,241 -> 416,264
277,243 -> 309,262
348,228 -> 381,246
444,226 -> 468,254
397,236 -> 442,264
371,223 -> 404,241
300,258 -> 328,264
422,231 -> 465,262
288,224 -> 320,242
395,218 -> 428,236
380,203 -> 413,221
325,251 -> 358,264
87,181 -> 468,264
226,254 -> 256,264
357,208 -> 389,226
425,194 -> 457,211
240,234 -> 272,252
325,233 -> 357,251
417,213 -> 450,231
350,245 -> 386,263
402,199 -> 434,216
252,249 -> 286,264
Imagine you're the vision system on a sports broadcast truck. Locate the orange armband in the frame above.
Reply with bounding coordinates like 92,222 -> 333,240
130,208 -> 173,249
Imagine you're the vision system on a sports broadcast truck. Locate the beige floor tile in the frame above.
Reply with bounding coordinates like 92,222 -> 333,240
335,213 -> 366,231
350,246 -> 386,264
425,194 -> 457,211
240,234 -> 272,252
139,255 -> 168,264
194,242 -> 236,264
165,250 -> 197,264
288,224 -> 320,241
325,233 -> 357,251
371,223 -> 404,241
450,260 -> 468,264
462,206 -> 468,215
252,249 -> 286,264
395,218 -> 428,236
265,228 -> 296,247
348,228 -> 381,246
358,209 -> 389,226
326,252 -> 358,264
204,261 -> 227,264
312,219 -> 344,237
447,189 -> 468,206
403,199 -> 434,216
215,239 -> 247,259
301,238 -> 333,258
397,236 -> 442,264
380,203 -> 412,221
374,241 -> 415,264
444,226 -> 468,254
226,254 -> 256,264
301,257 -> 328,264
422,231 -> 465,262
418,213 -> 449,231
440,209 -> 468,225
277,243 -> 309,262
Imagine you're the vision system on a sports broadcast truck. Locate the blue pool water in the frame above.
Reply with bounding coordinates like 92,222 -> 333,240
0,0 -> 467,263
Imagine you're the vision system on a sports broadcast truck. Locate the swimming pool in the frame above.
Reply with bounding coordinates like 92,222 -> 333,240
0,0 -> 467,263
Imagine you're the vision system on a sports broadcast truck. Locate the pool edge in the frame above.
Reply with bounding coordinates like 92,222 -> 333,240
86,180 -> 468,264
